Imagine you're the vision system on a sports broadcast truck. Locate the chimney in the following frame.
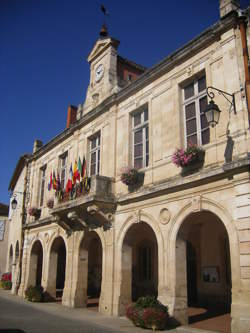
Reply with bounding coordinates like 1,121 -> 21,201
66,105 -> 77,128
33,139 -> 43,153
220,0 -> 240,18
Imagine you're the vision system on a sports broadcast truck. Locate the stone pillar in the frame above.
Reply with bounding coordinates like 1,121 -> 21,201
115,244 -> 132,316
18,235 -> 29,297
46,251 -> 57,298
62,235 -> 73,306
99,230 -> 114,315
173,238 -> 188,324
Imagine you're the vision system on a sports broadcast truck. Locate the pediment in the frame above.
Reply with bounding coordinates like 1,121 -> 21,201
87,37 -> 119,63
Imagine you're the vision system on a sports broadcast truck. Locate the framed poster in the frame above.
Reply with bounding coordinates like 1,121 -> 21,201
203,266 -> 220,283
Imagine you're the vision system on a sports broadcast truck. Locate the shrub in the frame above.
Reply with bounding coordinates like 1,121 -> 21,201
1,272 -> 12,290
1,280 -> 12,290
25,285 -> 43,302
126,296 -> 169,331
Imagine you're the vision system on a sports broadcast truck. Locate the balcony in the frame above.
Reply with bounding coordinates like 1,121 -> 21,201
51,175 -> 116,233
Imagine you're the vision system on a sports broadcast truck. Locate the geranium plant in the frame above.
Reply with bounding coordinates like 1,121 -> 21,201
126,296 -> 169,331
0,272 -> 12,290
172,142 -> 205,168
120,167 -> 144,186
28,207 -> 41,218
46,198 -> 54,209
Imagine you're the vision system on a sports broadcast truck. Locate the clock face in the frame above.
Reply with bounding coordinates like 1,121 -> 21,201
95,64 -> 104,82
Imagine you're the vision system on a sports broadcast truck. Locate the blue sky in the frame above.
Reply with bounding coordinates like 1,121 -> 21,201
0,0 -> 249,205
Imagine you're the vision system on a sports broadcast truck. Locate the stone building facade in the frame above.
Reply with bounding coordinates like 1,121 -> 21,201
8,1 -> 250,332
0,203 -> 9,277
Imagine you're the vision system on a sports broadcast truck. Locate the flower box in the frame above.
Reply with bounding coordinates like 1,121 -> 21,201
120,168 -> 144,191
172,143 -> 205,176
46,199 -> 54,209
28,207 -> 41,219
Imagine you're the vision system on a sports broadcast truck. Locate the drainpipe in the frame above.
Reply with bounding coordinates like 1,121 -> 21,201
238,12 -> 250,125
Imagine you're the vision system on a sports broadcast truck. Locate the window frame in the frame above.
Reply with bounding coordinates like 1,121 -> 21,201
59,152 -> 68,190
39,165 -> 46,207
0,220 -> 5,241
132,106 -> 149,170
89,132 -> 101,176
182,76 -> 209,147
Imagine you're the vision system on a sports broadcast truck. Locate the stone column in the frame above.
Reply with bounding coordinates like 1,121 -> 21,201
114,244 -> 132,316
62,235 -> 74,306
99,229 -> 114,315
173,237 -> 188,324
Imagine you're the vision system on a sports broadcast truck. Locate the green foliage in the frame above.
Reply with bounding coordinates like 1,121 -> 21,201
126,296 -> 169,330
1,280 -> 12,290
135,296 -> 168,312
25,285 -> 43,302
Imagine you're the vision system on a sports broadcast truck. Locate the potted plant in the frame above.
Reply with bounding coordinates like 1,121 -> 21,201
120,167 -> 144,191
172,142 -> 205,176
126,296 -> 169,331
46,198 -> 54,209
28,207 -> 41,219
25,285 -> 43,302
0,272 -> 12,290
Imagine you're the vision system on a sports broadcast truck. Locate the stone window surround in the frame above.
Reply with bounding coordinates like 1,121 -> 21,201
182,74 -> 209,147
89,131 -> 101,176
131,105 -> 149,169
0,220 -> 5,241
59,152 -> 68,190
39,165 -> 47,207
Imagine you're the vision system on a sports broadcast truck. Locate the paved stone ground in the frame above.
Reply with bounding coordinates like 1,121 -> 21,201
0,290 -> 219,333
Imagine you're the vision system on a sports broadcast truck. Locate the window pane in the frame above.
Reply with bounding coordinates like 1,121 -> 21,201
145,126 -> 149,139
134,144 -> 143,157
144,109 -> 148,121
187,134 -> 197,145
134,113 -> 141,127
91,139 -> 96,149
201,128 -> 210,145
185,102 -> 196,119
184,82 -> 194,99
90,163 -> 96,175
134,158 -> 143,169
146,154 -> 149,167
186,118 -> 197,135
91,152 -> 96,163
199,96 -> 207,114
198,76 -> 206,92
134,130 -> 142,144
200,114 -> 209,129
146,141 -> 149,154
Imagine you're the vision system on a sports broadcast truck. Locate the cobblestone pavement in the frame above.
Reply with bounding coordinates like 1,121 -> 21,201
0,290 -> 219,333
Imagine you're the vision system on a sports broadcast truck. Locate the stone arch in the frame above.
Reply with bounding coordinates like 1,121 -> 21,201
167,197 -> 240,322
26,239 -> 44,288
15,241 -> 19,263
74,229 -> 104,308
47,236 -> 67,299
115,212 -> 164,315
8,244 -> 13,273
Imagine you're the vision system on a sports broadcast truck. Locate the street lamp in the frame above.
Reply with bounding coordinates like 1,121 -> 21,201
11,196 -> 18,210
205,86 -> 236,127
10,191 -> 30,211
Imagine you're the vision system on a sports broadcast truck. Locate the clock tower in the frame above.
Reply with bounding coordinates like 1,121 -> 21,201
83,25 -> 120,112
